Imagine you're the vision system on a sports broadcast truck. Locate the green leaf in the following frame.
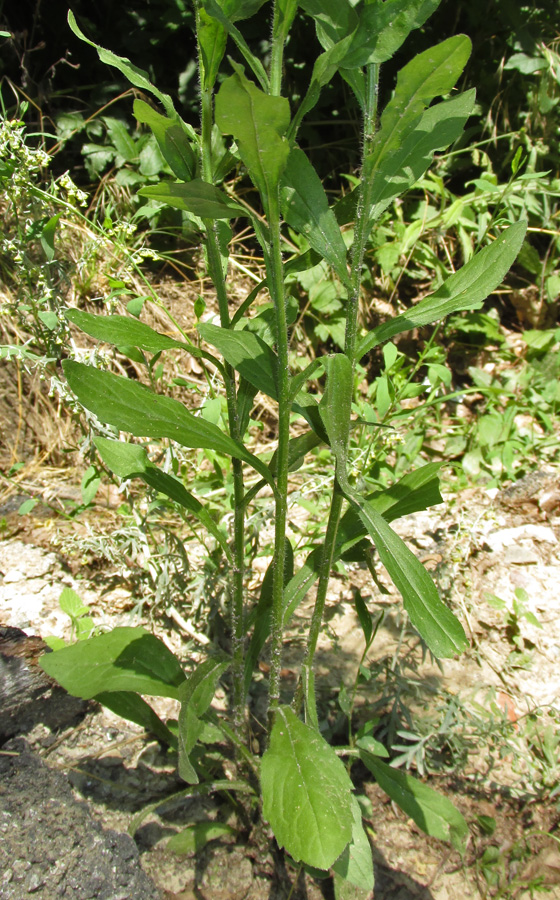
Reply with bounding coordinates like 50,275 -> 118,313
138,179 -> 245,219
68,11 -> 180,121
320,353 -> 353,475
178,656 -> 230,783
367,90 -> 476,224
40,213 -> 61,261
39,626 -> 186,699
126,296 -> 147,318
198,322 -> 278,399
358,221 -> 527,356
133,99 -> 196,181
350,500 -> 468,658
243,538 -> 294,694
215,67 -> 291,205
280,148 -> 350,287
364,36 -> 471,185
197,6 -> 228,90
66,309 -> 187,353
341,0 -> 441,67
59,588 -> 89,619
37,311 -> 59,331
96,690 -> 178,748
202,0 -> 269,91
167,822 -> 236,854
261,707 -> 354,869
332,796 -> 374,893
298,0 -> 358,48
289,35 -> 356,138
63,361 -> 275,488
361,753 -> 468,851
94,438 -> 231,560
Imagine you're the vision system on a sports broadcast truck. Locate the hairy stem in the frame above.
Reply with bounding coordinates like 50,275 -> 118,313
198,33 -> 246,729
296,64 -> 380,708
267,190 -> 291,719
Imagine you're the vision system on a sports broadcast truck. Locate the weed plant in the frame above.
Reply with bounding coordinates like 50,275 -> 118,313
22,1 -> 534,893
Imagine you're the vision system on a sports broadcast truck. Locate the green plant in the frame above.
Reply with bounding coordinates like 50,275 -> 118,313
36,2 -> 528,894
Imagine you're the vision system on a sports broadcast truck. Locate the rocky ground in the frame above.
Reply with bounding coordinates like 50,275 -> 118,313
1,469 -> 560,899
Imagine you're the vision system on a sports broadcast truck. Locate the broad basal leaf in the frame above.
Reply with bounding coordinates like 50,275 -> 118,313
281,148 -> 350,287
215,66 -> 291,204
66,309 -> 187,353
40,626 -> 186,699
63,361 -> 274,487
358,221 -> 527,356
332,796 -> 374,893
361,753 -> 468,851
261,706 -> 354,869
138,179 -> 245,219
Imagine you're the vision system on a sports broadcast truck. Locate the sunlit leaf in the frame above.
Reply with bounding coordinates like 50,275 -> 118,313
361,753 -> 468,851
138,179 -> 245,219
40,627 -> 186,699
63,361 -> 275,488
358,221 -> 527,356
261,706 -> 354,869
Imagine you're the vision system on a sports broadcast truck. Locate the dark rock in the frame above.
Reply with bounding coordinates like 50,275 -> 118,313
0,626 -> 88,743
0,738 -> 162,899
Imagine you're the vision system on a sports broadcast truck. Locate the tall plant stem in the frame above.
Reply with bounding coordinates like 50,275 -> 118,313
267,0 -> 292,721
267,191 -> 291,718
198,45 -> 246,728
297,64 -> 380,703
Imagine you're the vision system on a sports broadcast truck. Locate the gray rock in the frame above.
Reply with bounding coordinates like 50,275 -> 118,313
0,738 -> 162,900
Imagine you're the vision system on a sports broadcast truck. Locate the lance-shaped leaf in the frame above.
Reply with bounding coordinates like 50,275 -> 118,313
66,309 -> 188,353
178,656 -> 230,783
197,6 -> 228,91
261,706 -> 354,869
336,462 -> 443,557
198,322 -> 278,399
202,0 -> 269,91
138,179 -> 245,219
349,499 -> 468,658
298,0 -> 358,49
133,100 -> 196,182
215,67 -> 291,204
68,11 -> 181,122
364,36 -> 471,185
358,221 -> 527,356
367,90 -> 476,224
94,438 -> 231,560
96,691 -> 178,748
40,627 -> 186,699
63,361 -> 274,487
282,463 -> 445,627
332,796 -> 374,893
340,0 -> 442,67
289,34 -> 355,138
281,148 -> 350,287
320,353 -> 353,474
361,753 -> 468,851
